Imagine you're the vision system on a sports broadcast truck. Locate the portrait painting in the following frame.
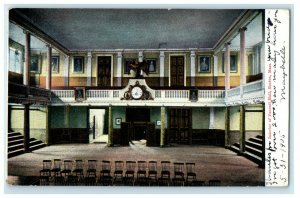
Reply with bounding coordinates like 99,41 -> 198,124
198,56 -> 211,73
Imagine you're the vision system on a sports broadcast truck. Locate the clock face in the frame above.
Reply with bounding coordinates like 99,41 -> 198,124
131,86 -> 143,99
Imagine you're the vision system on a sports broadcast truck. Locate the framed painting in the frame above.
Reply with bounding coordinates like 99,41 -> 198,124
222,54 -> 238,73
30,55 -> 40,73
74,87 -> 85,101
146,59 -> 157,73
115,118 -> 122,125
73,56 -> 84,73
51,56 -> 59,73
124,58 -> 137,74
198,56 -> 211,73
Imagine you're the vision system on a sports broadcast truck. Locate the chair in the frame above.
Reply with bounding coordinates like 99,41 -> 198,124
159,161 -> 171,186
61,160 -> 73,178
39,160 -> 52,185
186,162 -> 197,185
124,161 -> 136,185
148,161 -> 158,185
72,160 -> 84,182
113,161 -> 124,185
50,159 -> 63,185
136,161 -> 147,185
51,159 -> 62,177
86,160 -> 97,185
99,160 -> 112,185
172,162 -> 185,186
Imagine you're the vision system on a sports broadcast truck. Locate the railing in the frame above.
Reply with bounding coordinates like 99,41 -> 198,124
165,90 -> 189,99
198,90 -> 225,98
50,80 -> 263,105
8,82 -> 51,103
243,80 -> 263,93
86,90 -> 110,98
227,87 -> 240,97
52,90 -> 74,98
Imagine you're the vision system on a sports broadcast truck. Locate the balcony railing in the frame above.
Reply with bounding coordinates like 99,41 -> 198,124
50,80 -> 264,106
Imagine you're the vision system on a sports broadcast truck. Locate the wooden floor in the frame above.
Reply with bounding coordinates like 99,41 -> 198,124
6,140 -> 264,187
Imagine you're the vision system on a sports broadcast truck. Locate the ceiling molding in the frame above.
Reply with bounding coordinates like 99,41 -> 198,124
213,10 -> 261,54
9,9 -> 70,55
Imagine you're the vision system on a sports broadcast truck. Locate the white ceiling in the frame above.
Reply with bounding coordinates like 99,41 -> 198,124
11,9 -> 245,51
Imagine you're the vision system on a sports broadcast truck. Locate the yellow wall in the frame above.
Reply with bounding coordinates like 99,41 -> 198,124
28,47 -> 257,87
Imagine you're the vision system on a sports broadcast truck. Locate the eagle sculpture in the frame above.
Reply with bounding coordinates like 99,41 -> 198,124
129,60 -> 149,78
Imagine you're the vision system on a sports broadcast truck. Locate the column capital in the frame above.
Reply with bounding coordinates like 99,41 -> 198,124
239,27 -> 248,32
159,51 -> 165,57
190,50 -> 196,57
225,42 -> 231,47
46,44 -> 52,48
117,51 -> 123,58
87,51 -> 92,57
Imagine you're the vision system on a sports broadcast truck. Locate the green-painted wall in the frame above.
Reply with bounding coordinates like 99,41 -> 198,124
150,107 -> 161,129
112,106 -> 126,129
50,106 -> 65,128
192,108 -> 210,129
215,107 -> 225,130
50,106 -> 87,129
69,107 -> 87,128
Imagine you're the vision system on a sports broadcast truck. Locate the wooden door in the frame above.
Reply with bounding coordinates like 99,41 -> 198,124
168,108 -> 191,144
170,56 -> 185,87
98,56 -> 111,87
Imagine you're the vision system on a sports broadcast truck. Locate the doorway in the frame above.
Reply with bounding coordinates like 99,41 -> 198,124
89,109 -> 107,143
126,108 -> 151,141
97,56 -> 111,87
170,56 -> 185,87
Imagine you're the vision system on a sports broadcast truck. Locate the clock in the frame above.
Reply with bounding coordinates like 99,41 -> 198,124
131,86 -> 143,99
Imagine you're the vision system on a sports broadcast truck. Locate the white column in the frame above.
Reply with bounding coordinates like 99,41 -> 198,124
86,51 -> 92,86
240,27 -> 247,86
116,51 -> 122,87
159,51 -> 165,86
138,51 -> 143,62
63,55 -> 69,86
46,45 -> 52,90
225,43 -> 231,91
209,107 -> 215,129
190,50 -> 196,86
213,55 -> 218,86
24,31 -> 30,86
138,51 -> 144,76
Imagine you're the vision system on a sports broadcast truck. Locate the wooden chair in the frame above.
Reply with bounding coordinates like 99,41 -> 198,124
136,161 -> 147,185
186,162 -> 197,185
124,161 -> 136,185
159,161 -> 171,186
61,160 -> 73,184
148,161 -> 158,186
172,162 -> 185,186
99,160 -> 112,185
39,160 -> 52,185
72,159 -> 84,182
86,160 -> 97,185
50,159 -> 64,185
113,161 -> 124,185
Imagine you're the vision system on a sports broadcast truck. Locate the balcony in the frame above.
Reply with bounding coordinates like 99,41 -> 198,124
8,82 -> 51,105
51,79 -> 264,107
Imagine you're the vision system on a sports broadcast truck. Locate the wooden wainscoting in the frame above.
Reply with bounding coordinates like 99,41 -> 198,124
49,128 -> 89,144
